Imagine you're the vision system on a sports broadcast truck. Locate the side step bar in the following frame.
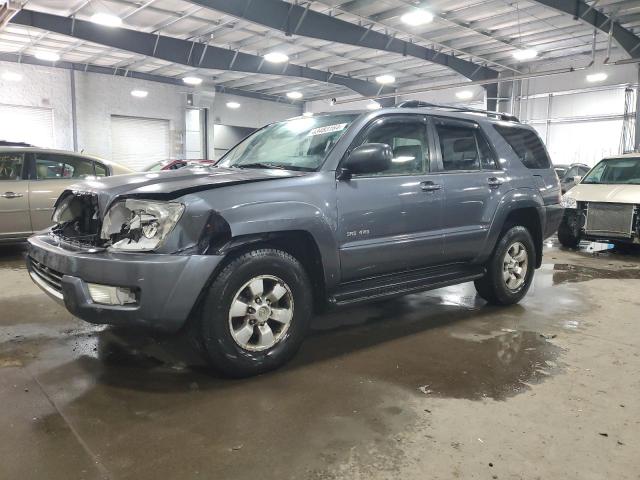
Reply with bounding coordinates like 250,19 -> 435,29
329,265 -> 486,307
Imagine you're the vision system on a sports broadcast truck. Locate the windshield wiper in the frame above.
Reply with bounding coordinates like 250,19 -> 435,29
236,162 -> 288,170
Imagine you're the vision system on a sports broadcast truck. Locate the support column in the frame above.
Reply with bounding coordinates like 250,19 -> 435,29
70,69 -> 78,151
635,65 -> 640,151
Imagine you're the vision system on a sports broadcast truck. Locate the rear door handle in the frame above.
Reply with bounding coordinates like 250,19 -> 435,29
1,192 -> 23,199
420,181 -> 442,192
487,177 -> 503,188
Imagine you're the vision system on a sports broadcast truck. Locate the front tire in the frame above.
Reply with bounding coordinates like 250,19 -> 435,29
557,217 -> 580,248
198,248 -> 313,377
475,226 -> 536,306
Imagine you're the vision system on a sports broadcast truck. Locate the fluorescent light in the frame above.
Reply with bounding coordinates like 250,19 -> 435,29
131,90 -> 148,98
456,90 -> 474,100
34,51 -> 60,62
90,13 -> 122,27
586,72 -> 608,83
286,91 -> 303,100
512,49 -> 538,61
302,112 -> 313,117
375,74 -> 395,85
226,101 -> 241,109
1,71 -> 22,82
182,76 -> 202,86
400,9 -> 434,26
366,101 -> 381,110
264,52 -> 289,63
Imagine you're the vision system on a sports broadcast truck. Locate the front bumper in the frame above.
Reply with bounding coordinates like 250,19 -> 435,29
27,234 -> 224,332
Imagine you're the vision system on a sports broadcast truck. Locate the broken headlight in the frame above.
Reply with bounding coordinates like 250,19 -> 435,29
560,194 -> 577,209
100,199 -> 185,252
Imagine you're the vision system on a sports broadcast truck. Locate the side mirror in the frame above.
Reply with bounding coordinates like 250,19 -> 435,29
574,175 -> 582,183
338,143 -> 392,179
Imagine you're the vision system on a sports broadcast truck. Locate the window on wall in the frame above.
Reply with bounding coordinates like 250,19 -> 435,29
0,104 -> 54,148
185,109 -> 206,160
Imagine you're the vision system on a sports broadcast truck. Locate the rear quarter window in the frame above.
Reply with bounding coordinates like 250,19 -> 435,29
493,125 -> 551,169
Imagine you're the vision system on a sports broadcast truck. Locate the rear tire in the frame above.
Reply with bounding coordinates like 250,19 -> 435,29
557,217 -> 580,248
475,226 -> 536,306
197,248 -> 313,377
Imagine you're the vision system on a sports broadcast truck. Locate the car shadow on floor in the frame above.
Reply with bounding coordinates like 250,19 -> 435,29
67,294 -> 527,394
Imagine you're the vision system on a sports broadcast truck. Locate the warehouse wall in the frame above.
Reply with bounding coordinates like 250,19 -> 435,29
513,62 -> 639,166
0,60 -> 301,164
0,61 -> 73,150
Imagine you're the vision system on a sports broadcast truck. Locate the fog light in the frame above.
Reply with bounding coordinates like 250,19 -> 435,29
87,283 -> 137,305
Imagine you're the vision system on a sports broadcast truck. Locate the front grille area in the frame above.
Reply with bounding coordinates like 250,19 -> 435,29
29,257 -> 64,295
585,203 -> 635,238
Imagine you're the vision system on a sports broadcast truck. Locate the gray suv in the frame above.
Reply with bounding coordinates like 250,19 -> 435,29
26,103 -> 562,376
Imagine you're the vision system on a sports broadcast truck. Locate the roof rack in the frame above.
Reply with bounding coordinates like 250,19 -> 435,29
395,100 -> 520,123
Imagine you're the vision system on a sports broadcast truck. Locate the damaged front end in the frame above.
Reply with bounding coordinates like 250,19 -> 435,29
51,191 -> 103,247
51,191 -> 185,252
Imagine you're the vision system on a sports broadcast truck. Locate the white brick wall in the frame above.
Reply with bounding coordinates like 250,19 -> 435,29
0,60 -> 301,160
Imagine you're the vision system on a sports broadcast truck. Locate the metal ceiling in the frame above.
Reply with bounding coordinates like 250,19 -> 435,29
1,0 -> 639,104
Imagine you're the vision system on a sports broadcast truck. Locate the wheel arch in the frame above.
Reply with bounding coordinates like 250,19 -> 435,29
482,190 -> 545,268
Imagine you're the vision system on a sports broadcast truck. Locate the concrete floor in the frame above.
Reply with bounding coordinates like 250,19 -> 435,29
1,242 -> 639,480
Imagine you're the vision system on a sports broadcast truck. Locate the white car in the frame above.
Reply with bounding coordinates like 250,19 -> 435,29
558,153 -> 640,249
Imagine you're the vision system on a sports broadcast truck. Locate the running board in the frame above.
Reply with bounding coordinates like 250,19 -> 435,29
329,265 -> 485,307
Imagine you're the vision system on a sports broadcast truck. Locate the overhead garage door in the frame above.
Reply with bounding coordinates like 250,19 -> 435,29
110,115 -> 170,170
0,104 -> 54,147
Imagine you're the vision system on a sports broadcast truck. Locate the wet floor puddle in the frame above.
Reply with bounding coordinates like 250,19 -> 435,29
551,263 -> 640,284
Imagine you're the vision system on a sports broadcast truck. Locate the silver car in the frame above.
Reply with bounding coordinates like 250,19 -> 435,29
0,147 -> 132,242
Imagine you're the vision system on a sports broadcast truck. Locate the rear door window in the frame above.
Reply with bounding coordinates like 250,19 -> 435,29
435,121 -> 497,171
94,162 -> 108,177
35,154 -> 96,179
494,125 -> 551,169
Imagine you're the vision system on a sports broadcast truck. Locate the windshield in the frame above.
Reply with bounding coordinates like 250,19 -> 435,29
217,114 -> 359,171
582,157 -> 640,185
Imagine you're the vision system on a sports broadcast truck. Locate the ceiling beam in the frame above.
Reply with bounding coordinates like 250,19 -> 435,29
10,9 -> 393,100
532,0 -> 640,57
0,52 -> 297,104
185,0 -> 499,83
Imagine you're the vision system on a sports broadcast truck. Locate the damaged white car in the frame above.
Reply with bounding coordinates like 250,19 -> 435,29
558,153 -> 640,249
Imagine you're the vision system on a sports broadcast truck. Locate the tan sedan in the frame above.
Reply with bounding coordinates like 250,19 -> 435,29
0,147 -> 132,242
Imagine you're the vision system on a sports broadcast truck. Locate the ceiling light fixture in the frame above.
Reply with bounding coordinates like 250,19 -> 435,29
182,76 -> 202,86
375,74 -> 395,85
131,90 -> 148,98
226,101 -> 241,109
400,9 -> 434,26
586,72 -> 608,83
264,52 -> 289,63
90,13 -> 122,27
366,101 -> 381,110
456,90 -> 474,100
512,48 -> 538,61
1,71 -> 22,82
286,91 -> 303,100
34,50 -> 60,62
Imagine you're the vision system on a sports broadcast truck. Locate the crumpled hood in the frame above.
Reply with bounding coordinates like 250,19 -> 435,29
565,183 -> 640,204
59,166 -> 307,212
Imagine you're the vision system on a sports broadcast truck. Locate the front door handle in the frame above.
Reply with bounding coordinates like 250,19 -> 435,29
487,177 -> 503,188
420,181 -> 442,192
1,192 -> 23,199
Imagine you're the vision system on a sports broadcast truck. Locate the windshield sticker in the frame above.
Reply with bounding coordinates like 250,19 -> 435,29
308,123 -> 348,136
